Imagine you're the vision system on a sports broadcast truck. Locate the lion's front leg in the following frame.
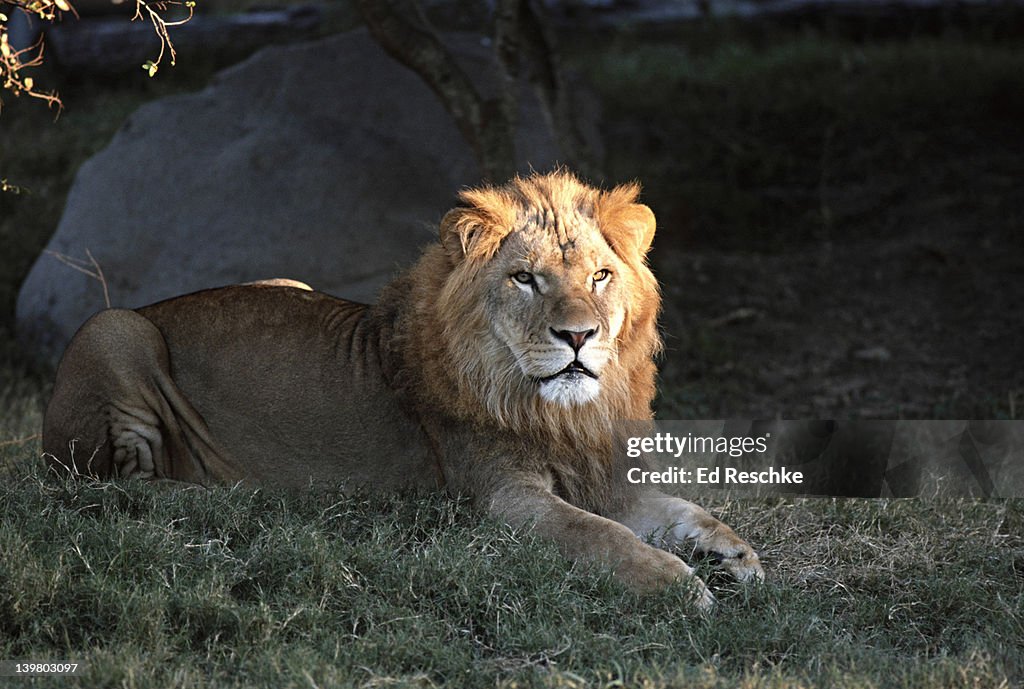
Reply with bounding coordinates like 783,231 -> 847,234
612,492 -> 764,583
484,475 -> 716,611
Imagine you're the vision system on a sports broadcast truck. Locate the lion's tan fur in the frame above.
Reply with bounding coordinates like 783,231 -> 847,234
43,171 -> 761,604
406,174 -> 658,446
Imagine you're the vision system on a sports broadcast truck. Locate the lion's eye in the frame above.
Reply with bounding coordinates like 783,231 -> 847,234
593,269 -> 611,283
512,271 -> 535,285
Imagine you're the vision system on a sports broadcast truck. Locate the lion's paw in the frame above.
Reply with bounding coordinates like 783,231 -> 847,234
708,541 -> 764,583
690,577 -> 718,614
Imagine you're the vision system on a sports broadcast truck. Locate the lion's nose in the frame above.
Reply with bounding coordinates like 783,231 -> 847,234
551,327 -> 597,352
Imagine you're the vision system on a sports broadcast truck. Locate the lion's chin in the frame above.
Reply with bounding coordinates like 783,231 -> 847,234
538,374 -> 601,407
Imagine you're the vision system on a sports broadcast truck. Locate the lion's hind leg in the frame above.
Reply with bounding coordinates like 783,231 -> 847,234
107,402 -> 163,479
43,309 -> 238,485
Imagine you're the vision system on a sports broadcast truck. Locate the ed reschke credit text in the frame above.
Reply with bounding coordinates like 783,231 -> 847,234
624,431 -> 803,486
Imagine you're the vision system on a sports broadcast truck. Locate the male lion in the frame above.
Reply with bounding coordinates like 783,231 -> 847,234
43,171 -> 762,608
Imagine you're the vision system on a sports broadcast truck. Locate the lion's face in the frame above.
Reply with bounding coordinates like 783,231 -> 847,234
484,220 -> 629,407
435,172 -> 661,420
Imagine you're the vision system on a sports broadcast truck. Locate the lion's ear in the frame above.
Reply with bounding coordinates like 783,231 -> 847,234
619,203 -> 657,257
439,207 -> 509,263
440,207 -> 480,262
598,183 -> 657,258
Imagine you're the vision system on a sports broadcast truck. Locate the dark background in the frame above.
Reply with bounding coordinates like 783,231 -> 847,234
1,0 -> 1022,420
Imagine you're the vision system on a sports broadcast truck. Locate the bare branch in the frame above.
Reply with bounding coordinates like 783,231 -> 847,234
46,249 -> 111,308
1,0 -> 196,113
0,433 -> 41,448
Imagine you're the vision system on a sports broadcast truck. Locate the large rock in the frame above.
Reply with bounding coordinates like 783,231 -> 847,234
17,28 -> 599,363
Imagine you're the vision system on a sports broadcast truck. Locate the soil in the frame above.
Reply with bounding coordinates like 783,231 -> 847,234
652,221 -> 1024,419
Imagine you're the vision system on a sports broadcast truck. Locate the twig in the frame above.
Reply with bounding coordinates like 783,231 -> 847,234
0,30 -> 64,112
45,249 -> 111,308
707,307 -> 760,329
1,0 -> 196,112
0,433 -> 41,448
131,0 -> 195,75
1,178 -> 26,194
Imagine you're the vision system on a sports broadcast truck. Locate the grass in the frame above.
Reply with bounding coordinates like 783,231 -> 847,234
572,28 -> 1024,252
0,362 -> 1021,688
1,450 -> 1022,688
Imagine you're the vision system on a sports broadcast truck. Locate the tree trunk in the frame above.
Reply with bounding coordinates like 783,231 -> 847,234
356,0 -> 517,182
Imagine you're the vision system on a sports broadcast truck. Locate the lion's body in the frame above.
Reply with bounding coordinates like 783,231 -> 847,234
45,287 -> 440,489
44,172 -> 761,607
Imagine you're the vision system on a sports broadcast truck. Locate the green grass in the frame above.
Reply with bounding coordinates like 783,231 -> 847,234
573,30 -> 1024,251
1,446 -> 1021,688
0,371 -> 1021,688
1,357 -> 1020,687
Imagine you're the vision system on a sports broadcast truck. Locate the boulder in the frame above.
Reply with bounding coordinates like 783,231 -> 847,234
17,28 -> 600,363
